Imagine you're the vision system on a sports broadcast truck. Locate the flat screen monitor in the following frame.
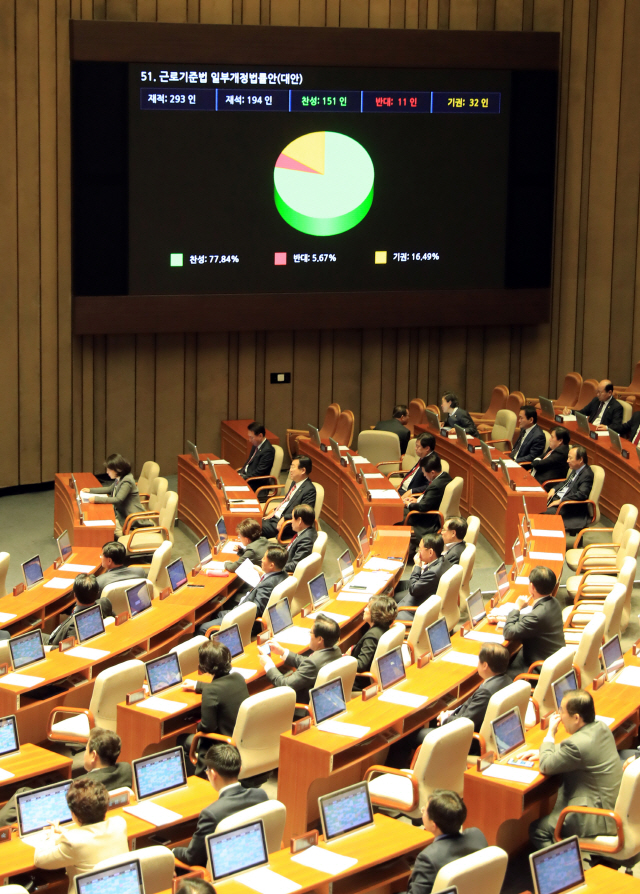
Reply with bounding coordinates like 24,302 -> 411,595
307,423 -> 321,447
57,530 -> 73,563
71,474 -> 80,497
74,604 -> 105,644
522,495 -> 531,531
602,634 -> 624,679
424,409 -> 441,433
552,669 -> 578,711
212,623 -> 244,659
76,858 -> 145,894
0,715 -> 20,758
216,516 -> 228,546
309,572 -> 330,608
574,411 -> 590,434
358,526 -> 370,561
512,536 -> 524,570
376,646 -> 406,690
132,746 -> 187,800
145,652 -> 182,695
491,706 -> 526,758
337,549 -> 354,582
530,836 -> 585,894
538,396 -> 555,420
498,458 -> 511,487
426,617 -> 452,657
494,562 -> 510,598
310,677 -> 347,725
454,424 -> 468,447
368,508 -> 377,540
347,452 -> 358,479
186,439 -> 200,464
17,780 -> 73,837
466,589 -> 486,628
608,428 -> 622,455
196,535 -> 213,565
360,467 -> 371,498
329,437 -> 342,463
207,458 -> 220,485
206,819 -> 269,882
126,581 -> 152,619
319,782 -> 375,842
479,440 -> 493,466
167,557 -> 188,592
9,630 -> 45,670
22,555 -> 44,589
268,597 -> 293,636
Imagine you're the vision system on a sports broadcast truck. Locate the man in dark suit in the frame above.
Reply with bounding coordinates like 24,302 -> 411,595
611,409 -> 640,443
441,517 -> 467,567
510,406 -> 546,464
440,392 -> 480,438
44,574 -> 113,646
398,433 -> 436,502
239,422 -> 276,495
394,533 -> 447,621
402,454 -> 453,546
544,445 -> 595,532
571,379 -> 623,430
500,565 -> 565,679
172,743 -> 268,868
374,404 -> 411,455
260,615 -> 342,705
283,504 -> 317,573
531,426 -> 570,486
407,790 -> 488,894
261,455 -> 317,539
96,541 -> 148,593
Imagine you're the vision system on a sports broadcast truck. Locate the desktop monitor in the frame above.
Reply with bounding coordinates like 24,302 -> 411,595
196,535 -> 213,565
358,526 -> 370,561
329,437 -> 342,463
466,589 -> 486,628
574,411 -> 590,434
426,617 -> 452,657
307,423 -> 321,448
491,706 -> 526,758
145,652 -> 182,695
74,604 -> 106,644
212,623 -> 244,659
186,440 -> 200,464
0,715 -> 20,758
337,549 -> 354,583
206,819 -> 269,882
22,555 -> 44,590
454,424 -> 468,448
309,572 -> 330,609
57,530 -> 73,563
126,581 -> 153,619
310,677 -> 347,725
529,836 -> 585,894
167,557 -> 188,592
17,780 -> 73,837
368,507 -> 377,540
318,782 -> 375,842
376,646 -> 406,690
602,634 -> 624,679
215,516 -> 228,546
552,669 -> 578,711
538,396 -> 555,420
76,858 -> 145,894
132,747 -> 187,800
268,597 -> 293,636
9,630 -> 45,671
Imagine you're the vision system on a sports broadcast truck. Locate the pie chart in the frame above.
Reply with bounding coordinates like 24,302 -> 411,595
274,132 -> 374,236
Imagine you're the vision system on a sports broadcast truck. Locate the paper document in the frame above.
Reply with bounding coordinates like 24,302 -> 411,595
225,485 -> 251,491
594,431 -> 610,437
221,541 -> 242,553
336,592 -> 370,603
306,611 -> 348,624
503,460 -> 521,468
235,559 -> 263,588
515,576 -> 530,585
137,697 -> 188,714
44,577 -> 76,589
464,631 -> 505,644
528,552 -> 564,561
364,558 -> 403,572
273,626 -> 312,646
60,564 -> 95,573
230,507 -> 260,514
343,570 -> 392,592
490,604 -> 516,619
440,651 -> 479,668
363,473 -> 385,479
0,767 -> 15,782
530,529 -> 564,538
0,612 -> 17,623
371,489 -> 401,500
211,459 -> 229,464
378,690 -> 429,708
238,867 -> 302,894
615,666 -> 640,687
124,801 -> 183,827
202,561 -> 227,572
339,445 -> 350,451
228,500 -> 260,506
316,719 -> 371,738
352,456 -> 369,464
1,674 -> 45,688
482,764 -> 538,785
80,491 -> 90,502
84,519 -> 115,526
516,487 -> 544,493
231,667 -> 257,680
595,715 -> 615,727
65,646 -> 110,660
291,845 -> 358,874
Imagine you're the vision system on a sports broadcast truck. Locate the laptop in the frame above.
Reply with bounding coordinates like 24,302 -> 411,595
530,836 -> 586,894
308,572 -> 330,610
9,629 -> 46,670
479,440 -> 493,465
57,530 -> 73,564
186,440 -> 200,464
347,452 -> 359,479
424,408 -> 440,432
607,428 -> 622,454
318,781 -> 375,842
74,604 -> 106,644
454,424 -> 468,448
76,858 -> 145,894
358,526 -> 370,562
145,652 -> 182,695
206,819 -> 270,883
126,581 -> 153,619
216,516 -> 228,548
466,588 -> 487,628
491,706 -> 527,760
132,746 -> 188,801
207,458 -> 220,485
494,562 -> 510,599
376,646 -> 406,690
167,557 -> 188,593
329,437 -> 342,463
512,536 -> 525,572
498,459 -> 512,488
17,779 -> 73,840
196,535 -> 213,566
602,633 -> 625,681
22,555 -> 44,590
307,423 -> 321,448
426,617 -> 452,658
337,549 -> 354,586
71,474 -> 80,498
360,469 -> 372,499
310,677 -> 348,727
574,411 -> 590,434
522,495 -> 531,531
0,714 -> 20,758
267,598 -> 311,646
552,669 -> 578,711
368,507 -> 377,540
538,396 -> 556,420
211,623 -> 244,659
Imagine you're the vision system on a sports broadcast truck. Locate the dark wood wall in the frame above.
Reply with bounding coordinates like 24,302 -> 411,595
2,0 -> 640,485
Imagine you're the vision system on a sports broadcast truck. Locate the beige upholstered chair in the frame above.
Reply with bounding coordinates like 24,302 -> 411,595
95,849 -> 172,894
216,800 -> 286,855
287,402 -> 341,461
147,540 -> 173,595
366,717 -> 474,818
458,543 -> 476,605
546,464 -> 605,530
565,535 -> 639,600
383,438 -> 418,483
432,846 -> 508,894
261,577 -> 299,632
483,409 -> 517,451
363,623 -> 406,685
504,390 -> 526,417
312,531 -> 328,561
137,461 -> 160,499
119,491 -> 178,554
563,583 -> 625,646
245,444 -> 284,501
436,565 -> 463,632
470,385 -> 509,424
315,656 -> 358,699
619,399 -> 634,424
570,557 -> 636,633
270,483 -> 324,544
405,477 -> 463,534
476,681 -> 531,756
565,503 -> 638,570
615,361 -> 640,396
357,430 -> 402,471
464,516 -> 480,546
333,409 -> 355,447
291,553 -> 322,616
170,635 -> 208,676
206,601 -> 257,646
402,595 -> 442,665
572,612 -> 606,689
516,646 -> 577,726
0,552 -> 10,598
101,578 -> 153,616
146,476 -> 168,512
46,660 -> 146,743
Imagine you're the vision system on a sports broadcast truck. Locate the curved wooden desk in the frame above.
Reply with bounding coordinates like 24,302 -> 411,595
54,473 -> 117,547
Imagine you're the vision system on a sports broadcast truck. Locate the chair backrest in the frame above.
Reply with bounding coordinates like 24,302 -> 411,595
371,622 -> 406,682
148,476 -> 168,512
619,399 -> 634,424
479,680 -> 532,753
458,543 -> 476,603
315,656 -> 358,700
170,635 -> 208,676
101,579 -> 153,616
588,465 -> 605,525
95,847 -> 173,894
318,402 -> 341,439
407,398 -> 427,431
215,800 -> 286,857
406,595 -> 442,662
432,845 -> 508,894
612,503 -> 639,544
543,429 -> 551,453
618,528 -> 640,566
0,552 -> 10,598
464,516 -> 480,546
158,491 -> 179,540
491,409 -> 517,444
265,576 -> 299,619
89,660 -> 146,730
576,378 -> 598,407
312,531 -> 328,561
556,372 -> 582,406
505,390 -> 525,416
312,482 -> 325,524
611,757 -> 640,860
483,385 -> 509,420
624,360 -> 640,393
436,564 -> 463,631
402,438 -> 418,471
617,556 -> 637,631
573,612 -> 606,689
0,639 -> 11,668
291,553 -> 322,616
413,718 -> 474,805
531,646 -> 577,721
440,477 -> 463,519
233,688 -> 297,778
440,459 -> 450,475
147,540 -> 173,594
601,583 -> 626,640
357,431 -> 402,469
333,410 -> 355,447
137,461 -> 160,495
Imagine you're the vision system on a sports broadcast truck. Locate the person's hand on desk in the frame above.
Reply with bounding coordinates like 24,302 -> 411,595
596,424 -> 607,431
437,709 -> 453,726
518,749 -> 540,761
182,679 -> 198,692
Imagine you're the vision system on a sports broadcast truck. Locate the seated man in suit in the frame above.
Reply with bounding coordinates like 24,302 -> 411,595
173,742 -> 268,869
375,404 -> 411,455
394,533 -> 447,622
440,391 -> 480,437
407,790 -> 488,894
96,541 -> 147,593
441,517 -> 467,567
526,689 -> 622,850
398,433 -> 437,503
611,407 -> 640,443
261,455 -> 317,540
284,504 -> 317,573
543,445 -> 595,533
510,405 -> 546,464
568,379 -> 623,430
239,422 -> 276,495
531,426 -> 570,486
499,565 -> 565,679
260,614 -> 342,707
401,454 -> 453,548
44,574 -> 114,646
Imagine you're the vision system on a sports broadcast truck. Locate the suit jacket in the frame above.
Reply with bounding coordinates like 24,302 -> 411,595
611,410 -> 640,441
502,596 -> 565,670
579,396 -> 623,428
442,541 -> 465,568
374,418 -> 411,454
440,407 -> 480,438
539,721 -> 622,839
34,815 -> 129,893
89,762 -> 133,791
275,477 -> 317,521
237,570 -> 288,618
265,644 -> 342,703
223,536 -> 269,573
407,828 -> 488,894
398,558 -> 447,609
96,565 -> 148,593
397,462 -> 430,496
443,674 -> 510,733
240,439 -> 276,492
48,596 -> 113,647
405,472 -> 453,538
173,783 -> 269,867
532,444 -> 569,485
352,624 -> 388,673
284,527 -> 317,574
510,424 -> 546,463
551,464 -> 595,530
89,473 -> 145,529
193,672 -> 250,775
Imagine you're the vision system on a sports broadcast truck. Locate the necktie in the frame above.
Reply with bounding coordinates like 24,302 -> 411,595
591,402 -> 604,423
288,534 -> 298,552
633,427 -> 640,446
275,483 -> 296,518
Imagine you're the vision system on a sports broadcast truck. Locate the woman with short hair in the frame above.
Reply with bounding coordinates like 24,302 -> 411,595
349,595 -> 398,685
82,453 -> 145,536
223,518 -> 269,574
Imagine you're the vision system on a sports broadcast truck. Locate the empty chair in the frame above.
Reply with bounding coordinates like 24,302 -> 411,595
357,430 -> 402,471
95,847 -> 173,894
432,846 -> 508,894
315,656 -> 358,699
563,583 -> 625,645
206,601 -> 257,646
565,503 -> 638,571
565,537 -> 638,600
476,681 -> 531,756
527,372 -> 582,409
615,360 -> 640,396
437,564 -> 463,632
366,717 -> 474,817
216,800 -> 286,855
119,491 -> 179,554
458,543 -> 476,605
291,553 -> 322,616
470,385 -> 509,424
402,595 -> 442,665
0,552 -> 9,598
286,402 -> 341,461
516,646 -> 577,726
483,409 -> 517,451
407,398 -> 427,433
504,390 -> 526,417
147,539 -> 173,595
312,530 -> 328,561
170,635 -> 208,676
145,475 -> 168,512
574,378 -> 599,409
572,612 -> 607,689
464,516 -> 480,546
333,409 -> 355,447
137,461 -> 160,498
